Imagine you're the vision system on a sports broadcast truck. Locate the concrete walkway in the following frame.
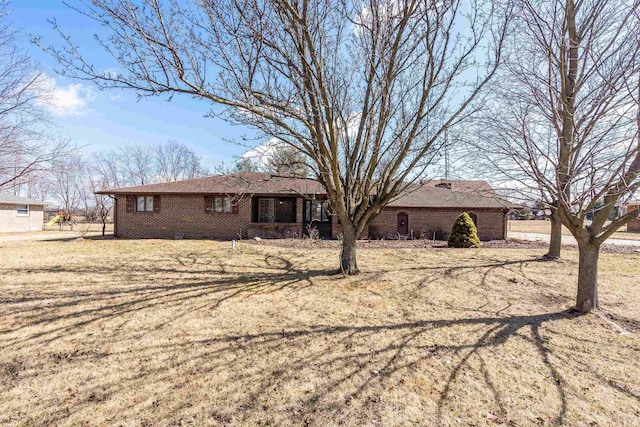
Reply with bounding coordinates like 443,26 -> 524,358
508,231 -> 640,247
0,230 -> 108,243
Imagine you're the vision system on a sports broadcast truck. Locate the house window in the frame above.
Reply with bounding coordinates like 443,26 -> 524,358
136,196 -> 154,212
215,197 -> 232,213
304,200 -> 330,223
252,197 -> 297,223
16,205 -> 29,216
206,196 -> 232,213
259,198 -> 275,222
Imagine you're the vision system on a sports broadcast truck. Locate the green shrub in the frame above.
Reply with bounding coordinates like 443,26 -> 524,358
448,212 -> 480,248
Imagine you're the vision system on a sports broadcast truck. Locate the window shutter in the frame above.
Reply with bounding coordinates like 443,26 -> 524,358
204,195 -> 213,214
126,195 -> 134,213
232,199 -> 239,214
153,195 -> 161,213
251,198 -> 259,222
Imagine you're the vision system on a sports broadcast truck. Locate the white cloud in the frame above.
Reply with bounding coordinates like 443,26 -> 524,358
241,138 -> 281,166
37,75 -> 95,117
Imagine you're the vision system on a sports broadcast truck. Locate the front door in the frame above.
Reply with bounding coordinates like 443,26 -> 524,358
303,199 -> 332,238
397,212 -> 409,235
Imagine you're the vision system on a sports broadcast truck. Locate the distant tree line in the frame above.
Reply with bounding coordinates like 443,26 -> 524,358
3,140 -> 210,235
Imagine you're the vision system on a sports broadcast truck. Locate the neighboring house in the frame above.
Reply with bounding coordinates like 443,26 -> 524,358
626,202 -> 640,232
96,173 -> 517,241
0,194 -> 47,233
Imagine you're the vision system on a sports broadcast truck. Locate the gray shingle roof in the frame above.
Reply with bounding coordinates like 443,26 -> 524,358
0,194 -> 48,205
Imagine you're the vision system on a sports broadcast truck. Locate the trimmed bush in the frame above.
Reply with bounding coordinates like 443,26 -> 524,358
448,212 -> 480,248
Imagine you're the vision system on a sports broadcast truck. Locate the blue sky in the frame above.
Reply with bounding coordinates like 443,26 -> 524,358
6,1 -> 250,170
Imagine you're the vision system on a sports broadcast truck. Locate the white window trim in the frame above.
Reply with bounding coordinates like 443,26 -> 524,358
16,204 -> 29,217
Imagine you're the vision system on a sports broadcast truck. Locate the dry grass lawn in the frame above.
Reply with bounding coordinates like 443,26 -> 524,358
508,220 -> 640,241
1,238 -> 639,426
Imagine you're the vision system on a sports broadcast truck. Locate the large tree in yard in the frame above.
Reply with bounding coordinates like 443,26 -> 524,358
42,0 -> 510,274
476,0 -> 639,311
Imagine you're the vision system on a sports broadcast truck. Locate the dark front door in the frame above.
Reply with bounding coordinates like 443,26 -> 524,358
303,199 -> 332,238
397,212 -> 409,235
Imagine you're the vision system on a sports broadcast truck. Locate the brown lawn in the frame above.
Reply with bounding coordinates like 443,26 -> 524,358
0,238 -> 639,426
508,220 -> 640,241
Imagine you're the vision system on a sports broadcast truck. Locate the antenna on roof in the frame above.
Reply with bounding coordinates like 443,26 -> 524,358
444,126 -> 450,182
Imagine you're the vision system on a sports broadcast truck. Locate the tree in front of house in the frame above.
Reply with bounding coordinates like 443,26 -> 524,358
448,213 -> 480,248
474,0 -> 639,312
42,0 -> 511,274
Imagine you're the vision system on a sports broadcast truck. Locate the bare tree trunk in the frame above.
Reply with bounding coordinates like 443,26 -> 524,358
102,222 -> 106,236
340,224 -> 359,275
575,241 -> 600,312
546,208 -> 562,259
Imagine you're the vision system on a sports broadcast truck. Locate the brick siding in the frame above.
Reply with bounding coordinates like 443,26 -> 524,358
115,194 -> 305,239
628,217 -> 640,232
115,195 -> 507,240
627,204 -> 640,232
366,207 -> 507,241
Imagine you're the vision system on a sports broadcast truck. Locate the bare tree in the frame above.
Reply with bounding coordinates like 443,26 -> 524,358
43,0 -> 510,274
155,140 -> 208,182
95,150 -> 129,189
266,144 -> 310,178
95,141 -> 208,187
237,141 -> 310,177
234,156 -> 258,173
50,153 -> 87,222
89,175 -> 112,236
474,0 -> 639,311
120,144 -> 155,186
0,2 -> 70,192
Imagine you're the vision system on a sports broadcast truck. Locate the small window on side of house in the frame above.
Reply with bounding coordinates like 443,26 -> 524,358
16,205 -> 29,216
213,196 -> 232,213
136,196 -> 154,212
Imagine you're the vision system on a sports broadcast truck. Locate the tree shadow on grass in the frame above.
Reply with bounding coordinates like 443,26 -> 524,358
1,250 -> 637,426
8,309 -> 593,426
0,267 -> 335,348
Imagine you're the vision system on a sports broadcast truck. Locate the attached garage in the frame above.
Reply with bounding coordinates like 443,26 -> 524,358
366,182 -> 518,241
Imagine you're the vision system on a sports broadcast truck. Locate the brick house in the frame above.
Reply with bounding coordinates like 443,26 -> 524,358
0,194 -> 46,233
626,202 -> 640,232
96,173 -> 516,241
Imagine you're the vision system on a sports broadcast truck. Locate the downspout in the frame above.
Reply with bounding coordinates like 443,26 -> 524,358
110,195 -> 117,237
